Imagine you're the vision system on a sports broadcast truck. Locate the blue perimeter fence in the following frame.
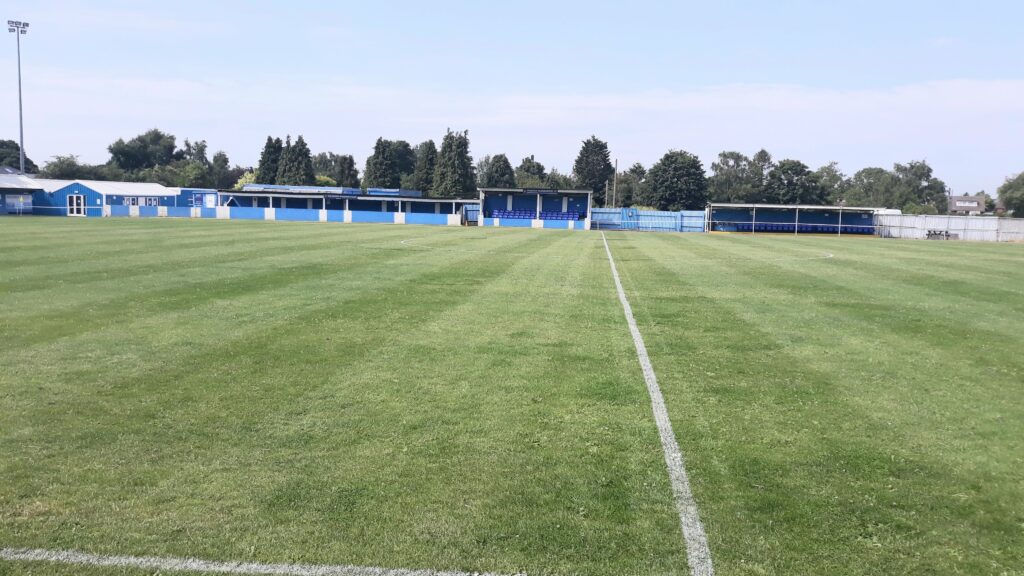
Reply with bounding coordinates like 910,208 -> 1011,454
591,208 -> 706,232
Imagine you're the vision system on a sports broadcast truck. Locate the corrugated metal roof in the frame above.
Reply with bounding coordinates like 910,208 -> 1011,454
0,173 -> 43,191
3,175 -> 184,198
29,178 -> 75,192
72,180 -> 179,197
710,203 -> 885,212
478,188 -> 593,194
242,183 -> 362,195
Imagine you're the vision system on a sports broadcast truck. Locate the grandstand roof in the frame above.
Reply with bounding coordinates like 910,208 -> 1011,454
478,187 -> 593,194
710,203 -> 884,212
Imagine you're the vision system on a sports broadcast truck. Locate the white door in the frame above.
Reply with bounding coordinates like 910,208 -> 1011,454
67,194 -> 85,216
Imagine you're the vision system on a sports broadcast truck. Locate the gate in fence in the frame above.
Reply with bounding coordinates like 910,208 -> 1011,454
591,208 -> 705,232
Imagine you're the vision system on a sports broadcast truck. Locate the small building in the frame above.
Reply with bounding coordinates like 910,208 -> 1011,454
948,194 -> 986,216
0,173 -> 42,215
708,203 -> 881,235
478,188 -> 592,230
32,180 -> 180,217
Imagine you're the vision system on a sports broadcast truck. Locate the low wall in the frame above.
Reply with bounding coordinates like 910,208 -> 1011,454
481,217 -> 589,230
102,206 -> 468,229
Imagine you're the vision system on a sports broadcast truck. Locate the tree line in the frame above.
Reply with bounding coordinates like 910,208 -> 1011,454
6,132 -> 1023,215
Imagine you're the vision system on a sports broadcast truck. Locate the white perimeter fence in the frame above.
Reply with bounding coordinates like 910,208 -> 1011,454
877,214 -> 1024,242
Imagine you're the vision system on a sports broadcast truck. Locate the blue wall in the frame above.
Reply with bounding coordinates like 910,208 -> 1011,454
541,196 -> 563,212
32,183 -> 104,217
542,219 -> 569,229
179,188 -> 218,207
483,194 -> 507,216
405,213 -> 449,226
277,208 -> 320,222
511,194 -> 536,212
230,207 -> 265,220
351,210 -> 394,223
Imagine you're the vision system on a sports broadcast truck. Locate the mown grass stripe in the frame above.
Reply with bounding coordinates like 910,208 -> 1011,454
0,547 -> 523,576
601,232 -> 714,576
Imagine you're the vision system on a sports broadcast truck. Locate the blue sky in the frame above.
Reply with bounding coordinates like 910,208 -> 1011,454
3,0 -> 1023,193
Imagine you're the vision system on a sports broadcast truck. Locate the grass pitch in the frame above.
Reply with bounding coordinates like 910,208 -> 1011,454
1,217 -> 1022,575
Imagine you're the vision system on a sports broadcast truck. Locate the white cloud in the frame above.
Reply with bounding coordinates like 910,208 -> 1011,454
1,62 -> 1022,194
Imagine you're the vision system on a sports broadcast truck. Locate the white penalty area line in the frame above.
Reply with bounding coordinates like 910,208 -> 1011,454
0,547 -> 524,576
601,232 -> 714,576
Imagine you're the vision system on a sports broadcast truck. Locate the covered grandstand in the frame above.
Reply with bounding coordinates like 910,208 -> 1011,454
479,188 -> 592,230
708,203 -> 883,235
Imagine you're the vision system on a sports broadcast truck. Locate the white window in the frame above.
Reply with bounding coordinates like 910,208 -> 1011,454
144,197 -> 160,206
123,197 -> 139,206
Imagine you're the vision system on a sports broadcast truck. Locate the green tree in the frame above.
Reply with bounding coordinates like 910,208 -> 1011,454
609,163 -> 645,207
814,162 -> 850,205
763,160 -> 827,205
893,161 -> 948,213
255,136 -> 283,184
0,139 -> 38,172
708,151 -> 756,202
515,155 -> 547,188
108,129 -> 177,171
210,151 -> 244,189
315,174 -> 337,187
902,202 -> 939,215
636,150 -> 708,211
572,135 -> 614,203
363,138 -> 415,189
233,171 -> 256,190
749,149 -> 775,200
998,172 -> 1024,216
477,153 -> 516,188
408,140 -> 437,193
363,138 -> 394,188
626,162 -> 646,180
433,129 -> 475,197
845,167 -> 899,207
275,136 -> 293,184
181,139 -> 209,165
312,152 -> 360,187
276,135 -> 315,185
392,140 -> 416,182
546,168 -> 575,190
40,155 -> 109,180
475,155 -> 493,186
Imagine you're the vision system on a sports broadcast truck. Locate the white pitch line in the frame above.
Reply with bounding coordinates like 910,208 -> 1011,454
601,232 -> 714,576
0,547 -> 524,576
